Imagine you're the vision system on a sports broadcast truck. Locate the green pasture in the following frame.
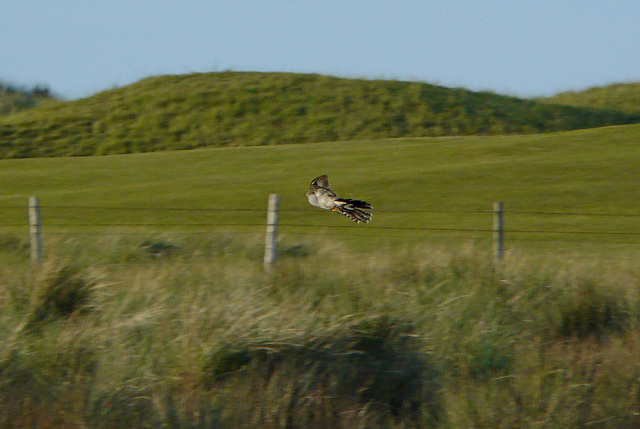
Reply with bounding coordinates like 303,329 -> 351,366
1,124 -> 639,257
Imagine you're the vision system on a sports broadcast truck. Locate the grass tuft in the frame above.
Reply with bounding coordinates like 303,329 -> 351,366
202,315 -> 440,427
558,277 -> 631,340
467,338 -> 513,379
0,235 -> 28,254
27,262 -> 93,327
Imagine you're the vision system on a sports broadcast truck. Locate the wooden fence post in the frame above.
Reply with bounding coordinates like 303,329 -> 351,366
493,201 -> 504,262
264,194 -> 279,271
29,196 -> 42,264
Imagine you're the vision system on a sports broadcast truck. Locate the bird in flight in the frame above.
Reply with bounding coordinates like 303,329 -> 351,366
305,175 -> 372,223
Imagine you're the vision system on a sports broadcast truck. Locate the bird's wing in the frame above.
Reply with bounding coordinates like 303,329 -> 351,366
310,175 -> 330,191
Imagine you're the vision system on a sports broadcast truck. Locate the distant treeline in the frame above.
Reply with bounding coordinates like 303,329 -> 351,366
1,72 -> 639,158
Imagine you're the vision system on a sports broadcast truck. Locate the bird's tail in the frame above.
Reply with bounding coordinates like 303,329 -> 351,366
333,198 -> 373,223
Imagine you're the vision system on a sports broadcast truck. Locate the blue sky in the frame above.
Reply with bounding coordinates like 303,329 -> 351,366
2,1 -> 639,100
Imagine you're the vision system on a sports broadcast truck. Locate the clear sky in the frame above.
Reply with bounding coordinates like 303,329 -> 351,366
2,1 -> 639,100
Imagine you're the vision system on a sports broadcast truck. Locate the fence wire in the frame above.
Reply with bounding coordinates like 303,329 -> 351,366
1,204 -> 637,216
1,204 -> 639,247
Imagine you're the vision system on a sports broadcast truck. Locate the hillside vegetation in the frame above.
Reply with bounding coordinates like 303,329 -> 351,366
539,82 -> 640,114
2,72 -> 640,158
0,81 -> 56,115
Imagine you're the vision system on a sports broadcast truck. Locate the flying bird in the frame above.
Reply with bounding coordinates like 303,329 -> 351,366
305,175 -> 372,223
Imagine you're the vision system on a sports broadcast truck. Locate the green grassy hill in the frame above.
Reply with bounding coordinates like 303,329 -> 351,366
2,72 -> 640,158
539,82 -> 640,114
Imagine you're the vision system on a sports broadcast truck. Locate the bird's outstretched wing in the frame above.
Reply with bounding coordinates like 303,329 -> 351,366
310,175 -> 331,191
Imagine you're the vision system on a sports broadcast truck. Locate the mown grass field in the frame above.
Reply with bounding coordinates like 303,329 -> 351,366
1,124 -> 639,257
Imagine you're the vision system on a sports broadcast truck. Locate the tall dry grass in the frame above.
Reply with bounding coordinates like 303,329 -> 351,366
1,233 -> 639,428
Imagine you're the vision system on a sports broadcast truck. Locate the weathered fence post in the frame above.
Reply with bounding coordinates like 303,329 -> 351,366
29,196 -> 42,264
493,201 -> 504,262
264,194 -> 279,271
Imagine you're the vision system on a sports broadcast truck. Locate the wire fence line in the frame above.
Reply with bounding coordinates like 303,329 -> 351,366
2,197 -> 639,266
1,204 -> 639,217
1,204 -> 638,234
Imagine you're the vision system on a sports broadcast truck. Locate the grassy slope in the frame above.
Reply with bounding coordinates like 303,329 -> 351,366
2,72 -> 640,158
539,82 -> 640,114
1,124 -> 638,255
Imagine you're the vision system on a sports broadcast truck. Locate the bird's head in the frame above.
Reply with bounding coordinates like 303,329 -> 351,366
305,191 -> 320,208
